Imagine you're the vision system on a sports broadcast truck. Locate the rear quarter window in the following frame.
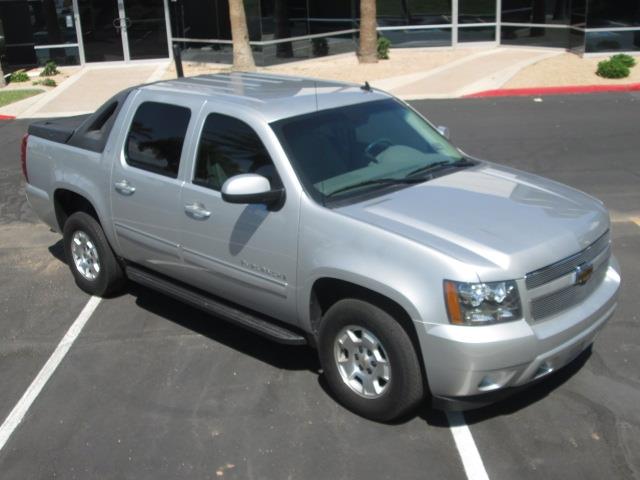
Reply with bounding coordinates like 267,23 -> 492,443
125,102 -> 191,178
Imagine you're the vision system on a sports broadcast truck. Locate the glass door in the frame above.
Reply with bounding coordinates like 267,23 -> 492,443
122,0 -> 169,60
78,0 -> 125,62
457,0 -> 498,43
78,0 -> 169,62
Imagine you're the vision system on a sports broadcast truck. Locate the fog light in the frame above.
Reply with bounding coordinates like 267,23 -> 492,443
477,370 -> 516,392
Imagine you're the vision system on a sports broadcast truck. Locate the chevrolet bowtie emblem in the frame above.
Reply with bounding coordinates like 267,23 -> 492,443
574,262 -> 594,286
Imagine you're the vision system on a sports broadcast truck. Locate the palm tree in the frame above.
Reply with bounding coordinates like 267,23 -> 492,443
228,0 -> 256,71
358,0 -> 378,63
0,65 -> 5,87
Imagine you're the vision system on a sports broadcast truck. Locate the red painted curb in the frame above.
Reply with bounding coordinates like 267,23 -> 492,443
465,83 -> 640,98
0,114 -> 16,120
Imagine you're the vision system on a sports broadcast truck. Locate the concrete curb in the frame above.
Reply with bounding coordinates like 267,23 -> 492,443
465,82 -> 640,98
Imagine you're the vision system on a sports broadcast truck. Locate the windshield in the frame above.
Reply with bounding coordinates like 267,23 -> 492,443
271,98 -> 464,204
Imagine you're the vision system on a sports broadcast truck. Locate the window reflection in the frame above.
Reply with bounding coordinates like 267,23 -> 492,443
586,31 -> 640,52
586,0 -> 640,28
459,0 -> 496,24
502,0 -> 571,25
29,0 -> 78,45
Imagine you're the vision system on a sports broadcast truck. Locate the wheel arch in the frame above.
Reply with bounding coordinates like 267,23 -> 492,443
307,276 -> 429,390
53,188 -> 102,231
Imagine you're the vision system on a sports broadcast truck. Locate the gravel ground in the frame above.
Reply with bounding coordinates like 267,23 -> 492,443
164,48 -> 476,83
505,52 -> 640,88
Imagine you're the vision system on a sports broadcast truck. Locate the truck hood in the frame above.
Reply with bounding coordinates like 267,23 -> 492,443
337,163 -> 610,280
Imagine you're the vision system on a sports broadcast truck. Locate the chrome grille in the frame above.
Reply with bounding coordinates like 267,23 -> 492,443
525,231 -> 610,290
530,252 -> 610,320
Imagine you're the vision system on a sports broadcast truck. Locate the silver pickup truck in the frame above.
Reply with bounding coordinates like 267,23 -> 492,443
23,73 -> 621,421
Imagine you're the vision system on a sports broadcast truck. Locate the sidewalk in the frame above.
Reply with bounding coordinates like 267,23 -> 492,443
1,62 -> 168,119
1,47 -> 637,119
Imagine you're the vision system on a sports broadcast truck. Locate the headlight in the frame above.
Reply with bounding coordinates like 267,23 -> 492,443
443,280 -> 522,325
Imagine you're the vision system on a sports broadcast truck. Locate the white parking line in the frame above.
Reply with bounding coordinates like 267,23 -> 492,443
0,296 -> 101,451
446,411 -> 490,480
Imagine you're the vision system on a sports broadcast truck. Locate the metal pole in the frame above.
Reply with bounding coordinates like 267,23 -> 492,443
173,44 -> 184,78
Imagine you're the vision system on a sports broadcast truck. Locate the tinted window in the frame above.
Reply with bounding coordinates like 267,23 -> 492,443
272,99 -> 463,204
194,113 -> 280,191
125,102 -> 191,178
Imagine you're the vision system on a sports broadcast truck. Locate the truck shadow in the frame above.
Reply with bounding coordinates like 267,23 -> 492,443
47,240 -> 593,426
429,347 -> 592,427
127,281 -> 322,374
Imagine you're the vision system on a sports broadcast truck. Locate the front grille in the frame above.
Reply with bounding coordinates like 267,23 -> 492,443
525,231 -> 610,290
530,252 -> 610,320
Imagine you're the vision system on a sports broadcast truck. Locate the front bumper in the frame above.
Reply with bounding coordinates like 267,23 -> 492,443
419,256 -> 621,409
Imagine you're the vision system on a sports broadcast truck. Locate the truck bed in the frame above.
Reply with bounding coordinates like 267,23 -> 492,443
26,88 -> 132,153
28,115 -> 90,144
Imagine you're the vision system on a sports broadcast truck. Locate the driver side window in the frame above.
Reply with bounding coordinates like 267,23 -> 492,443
193,113 -> 280,191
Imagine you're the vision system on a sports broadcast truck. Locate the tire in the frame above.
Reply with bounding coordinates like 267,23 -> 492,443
318,298 -> 424,422
63,211 -> 125,297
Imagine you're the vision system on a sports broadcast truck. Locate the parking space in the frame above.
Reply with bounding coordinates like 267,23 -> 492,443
0,92 -> 639,479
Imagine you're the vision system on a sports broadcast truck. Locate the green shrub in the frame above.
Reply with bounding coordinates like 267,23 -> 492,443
610,54 -> 636,68
40,61 -> 59,77
596,59 -> 630,79
33,78 -> 57,87
9,71 -> 30,83
377,36 -> 391,60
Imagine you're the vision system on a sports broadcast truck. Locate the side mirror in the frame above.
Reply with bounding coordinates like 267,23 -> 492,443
437,125 -> 451,140
221,174 -> 284,206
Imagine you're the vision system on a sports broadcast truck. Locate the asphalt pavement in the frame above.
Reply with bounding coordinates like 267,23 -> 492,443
0,92 -> 639,479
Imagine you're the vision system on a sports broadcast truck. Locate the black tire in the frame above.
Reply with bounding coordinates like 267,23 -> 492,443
63,212 -> 125,297
318,298 -> 424,422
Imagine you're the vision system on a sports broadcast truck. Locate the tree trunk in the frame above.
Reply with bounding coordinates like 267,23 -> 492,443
228,0 -> 256,72
0,64 -> 5,88
358,0 -> 378,64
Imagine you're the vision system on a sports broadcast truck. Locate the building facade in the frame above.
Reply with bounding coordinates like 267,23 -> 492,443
1,0 -> 639,71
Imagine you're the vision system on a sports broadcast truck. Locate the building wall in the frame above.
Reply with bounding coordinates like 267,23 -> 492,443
1,0 -> 639,71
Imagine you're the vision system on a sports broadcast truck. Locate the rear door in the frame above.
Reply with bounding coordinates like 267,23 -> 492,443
110,91 -> 200,278
178,107 -> 300,323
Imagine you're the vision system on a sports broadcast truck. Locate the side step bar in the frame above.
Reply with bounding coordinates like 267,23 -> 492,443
126,266 -> 307,345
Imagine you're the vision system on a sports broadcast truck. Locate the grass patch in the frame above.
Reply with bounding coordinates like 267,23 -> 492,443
0,89 -> 44,107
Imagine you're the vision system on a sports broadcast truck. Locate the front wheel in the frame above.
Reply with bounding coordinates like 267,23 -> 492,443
318,299 -> 425,421
63,212 -> 125,297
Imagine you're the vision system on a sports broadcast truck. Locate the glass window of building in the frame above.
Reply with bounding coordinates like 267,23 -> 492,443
502,0 -> 571,24
586,0 -> 640,28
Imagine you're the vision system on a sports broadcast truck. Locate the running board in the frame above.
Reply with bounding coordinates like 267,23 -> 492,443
126,266 -> 307,345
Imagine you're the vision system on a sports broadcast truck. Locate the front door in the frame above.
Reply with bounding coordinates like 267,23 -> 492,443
179,109 -> 299,324
79,0 -> 169,62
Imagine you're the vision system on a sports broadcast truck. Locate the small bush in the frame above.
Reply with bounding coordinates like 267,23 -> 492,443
610,53 -> 636,68
40,61 -> 59,77
377,36 -> 391,60
33,78 -> 57,87
596,59 -> 630,79
9,71 -> 29,83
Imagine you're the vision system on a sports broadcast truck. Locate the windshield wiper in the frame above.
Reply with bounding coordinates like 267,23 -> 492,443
406,158 -> 476,179
325,176 -> 426,198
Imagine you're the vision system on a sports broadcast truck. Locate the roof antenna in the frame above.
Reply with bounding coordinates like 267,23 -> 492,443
361,81 -> 371,92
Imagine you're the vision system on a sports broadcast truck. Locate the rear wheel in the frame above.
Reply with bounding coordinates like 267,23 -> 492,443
63,212 -> 125,296
318,299 -> 424,421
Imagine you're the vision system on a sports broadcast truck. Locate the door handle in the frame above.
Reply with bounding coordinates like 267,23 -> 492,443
114,179 -> 136,195
184,202 -> 211,220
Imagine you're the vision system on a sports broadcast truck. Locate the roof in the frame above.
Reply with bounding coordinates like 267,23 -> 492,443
144,72 -> 391,122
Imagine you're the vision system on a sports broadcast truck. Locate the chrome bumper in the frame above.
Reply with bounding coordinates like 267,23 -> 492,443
420,256 -> 621,405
